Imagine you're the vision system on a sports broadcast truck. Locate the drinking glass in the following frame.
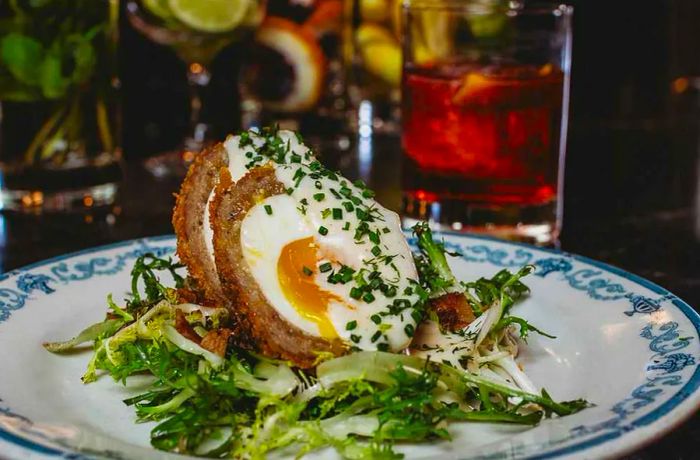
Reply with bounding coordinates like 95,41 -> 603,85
401,1 -> 573,245
238,0 -> 346,148
126,0 -> 265,177
344,0 -> 403,135
0,0 -> 121,212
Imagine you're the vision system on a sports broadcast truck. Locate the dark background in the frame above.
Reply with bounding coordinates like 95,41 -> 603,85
0,0 -> 698,458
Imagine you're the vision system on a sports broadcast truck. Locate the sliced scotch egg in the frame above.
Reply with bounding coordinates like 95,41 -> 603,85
173,129 -> 313,305
204,130 -> 422,367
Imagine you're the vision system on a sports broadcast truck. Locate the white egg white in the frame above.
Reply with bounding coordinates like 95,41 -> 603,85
204,130 -> 422,352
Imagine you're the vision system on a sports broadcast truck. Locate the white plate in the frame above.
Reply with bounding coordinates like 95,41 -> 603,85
0,233 -> 698,460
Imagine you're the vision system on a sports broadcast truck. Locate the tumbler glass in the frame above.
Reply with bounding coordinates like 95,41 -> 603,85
401,1 -> 573,244
0,0 -> 121,212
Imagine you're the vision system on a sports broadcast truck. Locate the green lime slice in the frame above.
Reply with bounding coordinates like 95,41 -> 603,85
167,0 -> 251,33
143,0 -> 174,20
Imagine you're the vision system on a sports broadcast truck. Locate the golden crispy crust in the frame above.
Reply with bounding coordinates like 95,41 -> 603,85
172,144 -> 228,305
201,328 -> 235,357
429,292 -> 476,331
175,309 -> 202,344
210,165 -> 347,368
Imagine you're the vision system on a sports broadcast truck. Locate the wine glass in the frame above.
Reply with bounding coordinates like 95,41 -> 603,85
126,0 -> 265,178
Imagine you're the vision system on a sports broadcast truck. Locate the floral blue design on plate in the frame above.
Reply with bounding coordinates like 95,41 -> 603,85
0,232 -> 697,460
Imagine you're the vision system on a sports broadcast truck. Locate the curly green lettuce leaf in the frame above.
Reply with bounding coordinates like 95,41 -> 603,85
42,317 -> 123,353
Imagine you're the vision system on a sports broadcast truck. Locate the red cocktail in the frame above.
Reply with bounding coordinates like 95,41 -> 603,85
403,63 -> 563,205
400,3 -> 572,243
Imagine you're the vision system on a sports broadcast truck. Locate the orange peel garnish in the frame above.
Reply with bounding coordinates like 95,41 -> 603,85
302,0 -> 342,36
256,17 -> 326,113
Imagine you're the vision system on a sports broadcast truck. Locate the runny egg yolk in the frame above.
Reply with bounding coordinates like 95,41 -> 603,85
277,237 -> 342,339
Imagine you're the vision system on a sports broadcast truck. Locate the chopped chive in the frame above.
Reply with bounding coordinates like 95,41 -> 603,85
363,292 -> 376,303
371,246 -> 381,257
286,187 -> 294,195
321,208 -> 331,219
371,330 -> 382,342
362,189 -> 375,198
343,222 -> 350,231
382,227 -> 391,234
343,202 -> 354,212
404,324 -> 415,337
314,180 -> 323,189
313,193 -> 325,202
239,131 -> 252,147
370,314 -> 381,325
318,226 -> 328,236
338,266 -> 355,282
393,299 -> 411,309
350,334 -> 361,343
346,320 -> 357,331
291,153 -> 302,163
302,266 -> 313,276
377,343 -> 389,352
300,198 -> 309,205
349,287 -> 363,299
368,231 -> 380,244
264,205 -> 273,215
319,262 -> 333,273
332,208 -> 343,220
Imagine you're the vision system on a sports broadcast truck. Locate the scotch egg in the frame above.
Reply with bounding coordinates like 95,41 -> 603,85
174,129 -> 423,366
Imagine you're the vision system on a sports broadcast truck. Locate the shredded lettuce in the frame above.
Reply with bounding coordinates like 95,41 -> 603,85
43,318 -> 122,353
44,247 -> 589,459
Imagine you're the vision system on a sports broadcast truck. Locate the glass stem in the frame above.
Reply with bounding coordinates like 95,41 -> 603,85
185,62 -> 212,150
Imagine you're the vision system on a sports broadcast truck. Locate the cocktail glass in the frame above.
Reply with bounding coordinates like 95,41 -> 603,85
401,1 -> 573,245
126,0 -> 265,178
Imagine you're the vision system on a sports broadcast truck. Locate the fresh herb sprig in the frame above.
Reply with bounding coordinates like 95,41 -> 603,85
128,253 -> 184,310
461,266 -> 533,316
413,222 -> 459,295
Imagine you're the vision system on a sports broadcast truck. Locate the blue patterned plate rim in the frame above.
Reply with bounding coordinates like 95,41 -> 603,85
0,232 -> 698,460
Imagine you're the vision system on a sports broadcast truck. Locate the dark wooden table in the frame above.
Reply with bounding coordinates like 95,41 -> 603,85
0,129 -> 697,458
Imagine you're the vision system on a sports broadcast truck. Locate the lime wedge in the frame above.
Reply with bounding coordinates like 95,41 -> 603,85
143,0 -> 174,20
167,0 -> 250,33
